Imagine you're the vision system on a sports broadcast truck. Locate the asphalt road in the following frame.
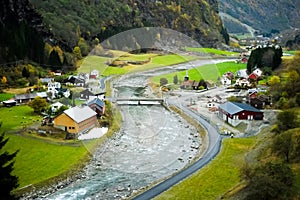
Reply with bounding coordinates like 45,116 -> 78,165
132,98 -> 223,200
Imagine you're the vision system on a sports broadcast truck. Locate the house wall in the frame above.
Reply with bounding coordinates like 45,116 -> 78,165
54,113 -> 79,133
78,116 -> 97,133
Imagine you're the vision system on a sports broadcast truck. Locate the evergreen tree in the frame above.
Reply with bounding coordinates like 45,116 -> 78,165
0,124 -> 19,199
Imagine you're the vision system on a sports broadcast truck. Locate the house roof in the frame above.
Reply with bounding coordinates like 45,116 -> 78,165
80,89 -> 94,96
14,93 -> 37,100
87,98 -> 105,108
51,102 -> 64,107
219,102 -> 262,115
64,106 -> 96,123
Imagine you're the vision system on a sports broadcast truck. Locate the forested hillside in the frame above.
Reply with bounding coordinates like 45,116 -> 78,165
218,0 -> 300,35
29,0 -> 229,49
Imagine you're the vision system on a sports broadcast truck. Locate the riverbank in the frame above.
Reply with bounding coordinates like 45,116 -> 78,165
16,77 -> 123,199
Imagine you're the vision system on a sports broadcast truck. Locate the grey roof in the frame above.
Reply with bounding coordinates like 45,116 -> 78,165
14,93 -> 37,100
64,106 -> 96,123
219,102 -> 262,115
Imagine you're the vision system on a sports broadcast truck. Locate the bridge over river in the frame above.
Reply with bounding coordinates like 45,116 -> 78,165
113,97 -> 165,105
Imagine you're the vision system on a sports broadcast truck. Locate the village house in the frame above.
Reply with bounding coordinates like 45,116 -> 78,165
220,74 -> 232,85
47,81 -> 70,99
236,69 -> 248,79
235,78 -> 251,87
218,102 -> 264,127
89,69 -> 99,79
53,106 -> 98,135
14,92 -> 47,104
86,98 -> 105,117
80,89 -> 95,100
50,102 -> 65,112
207,95 -> 226,109
66,75 -> 86,87
249,94 -> 272,109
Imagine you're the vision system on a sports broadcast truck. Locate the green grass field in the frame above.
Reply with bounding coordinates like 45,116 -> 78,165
0,93 -> 14,102
155,137 -> 256,200
0,106 -> 41,132
78,54 -> 195,76
186,47 -> 240,56
2,134 -> 89,189
0,105 -> 94,190
151,61 -> 246,84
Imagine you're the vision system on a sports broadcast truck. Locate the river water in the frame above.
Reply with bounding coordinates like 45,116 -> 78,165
45,62 -> 205,200
44,58 -> 234,200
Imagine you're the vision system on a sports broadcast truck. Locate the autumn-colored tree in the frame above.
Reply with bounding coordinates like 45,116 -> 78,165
73,46 -> 82,60
28,96 -> 48,114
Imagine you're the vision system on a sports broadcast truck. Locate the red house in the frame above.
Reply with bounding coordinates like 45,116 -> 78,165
218,102 -> 264,126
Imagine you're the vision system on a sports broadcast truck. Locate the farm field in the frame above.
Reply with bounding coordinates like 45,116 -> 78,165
151,61 -> 247,84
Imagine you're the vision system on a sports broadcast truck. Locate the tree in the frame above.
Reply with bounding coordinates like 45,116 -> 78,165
272,130 -> 293,162
276,110 -> 299,132
28,96 -> 47,114
22,67 -> 30,78
173,74 -> 178,84
73,46 -> 82,60
267,75 -> 280,86
0,124 -> 19,199
160,78 -> 168,86
245,162 -> 295,200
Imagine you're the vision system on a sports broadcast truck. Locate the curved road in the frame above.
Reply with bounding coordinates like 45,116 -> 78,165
132,98 -> 223,200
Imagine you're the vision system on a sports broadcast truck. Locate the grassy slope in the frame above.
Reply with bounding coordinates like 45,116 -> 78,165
151,61 -> 246,84
3,134 -> 89,188
0,106 -> 90,189
155,137 -> 256,200
78,54 -> 195,76
0,106 -> 40,132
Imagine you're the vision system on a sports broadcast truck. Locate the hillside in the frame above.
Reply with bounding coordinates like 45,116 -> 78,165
218,0 -> 300,35
29,0 -> 229,49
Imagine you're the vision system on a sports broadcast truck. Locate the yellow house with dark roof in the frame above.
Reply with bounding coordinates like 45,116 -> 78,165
54,106 -> 98,134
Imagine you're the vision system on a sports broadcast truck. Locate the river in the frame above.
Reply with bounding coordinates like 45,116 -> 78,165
44,60 -> 220,200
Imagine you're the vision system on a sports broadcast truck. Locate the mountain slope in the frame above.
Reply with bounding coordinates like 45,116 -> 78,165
218,0 -> 300,35
29,0 -> 229,48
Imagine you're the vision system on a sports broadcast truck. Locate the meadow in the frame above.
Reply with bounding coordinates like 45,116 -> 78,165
155,137 -> 256,200
78,53 -> 195,76
151,61 -> 247,84
0,106 -> 92,190
185,47 -> 240,56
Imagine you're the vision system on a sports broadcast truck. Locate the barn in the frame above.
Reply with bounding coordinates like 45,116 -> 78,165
218,102 -> 264,126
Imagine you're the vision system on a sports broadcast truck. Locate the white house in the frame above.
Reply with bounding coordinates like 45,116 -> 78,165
235,78 -> 251,87
47,82 -> 61,98
51,102 -> 65,112
220,75 -> 232,85
236,69 -> 248,78
252,68 -> 263,77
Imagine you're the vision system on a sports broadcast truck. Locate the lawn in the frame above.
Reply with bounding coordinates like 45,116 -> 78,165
155,137 -> 256,200
0,105 -> 101,191
0,93 -> 14,102
2,134 -> 89,189
185,47 -> 240,56
151,61 -> 246,84
0,106 -> 41,132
